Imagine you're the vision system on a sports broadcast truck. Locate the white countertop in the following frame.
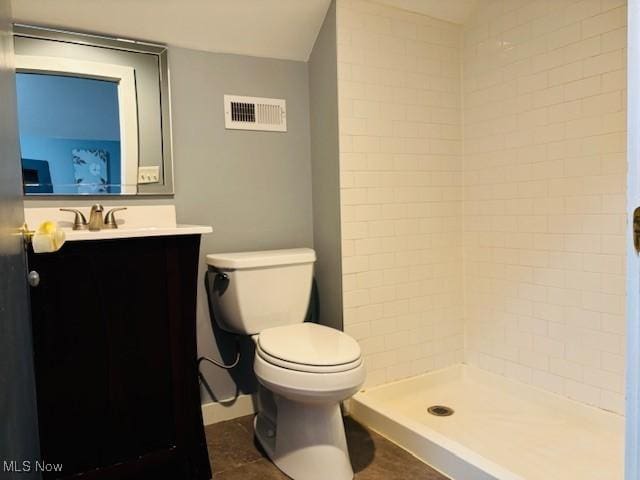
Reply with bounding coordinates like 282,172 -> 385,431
63,224 -> 212,241
25,205 -> 212,242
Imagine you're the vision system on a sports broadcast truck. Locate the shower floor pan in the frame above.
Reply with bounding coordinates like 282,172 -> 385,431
350,365 -> 623,480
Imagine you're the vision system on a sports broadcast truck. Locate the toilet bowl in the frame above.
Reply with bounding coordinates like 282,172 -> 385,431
206,249 -> 366,480
253,323 -> 365,480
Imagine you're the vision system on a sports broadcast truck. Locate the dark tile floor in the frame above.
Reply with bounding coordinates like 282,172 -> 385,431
204,414 -> 448,479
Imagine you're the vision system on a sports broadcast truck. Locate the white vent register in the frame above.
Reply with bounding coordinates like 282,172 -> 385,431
224,95 -> 287,132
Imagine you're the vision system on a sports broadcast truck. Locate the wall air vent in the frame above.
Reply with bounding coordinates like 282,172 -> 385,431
224,95 -> 287,132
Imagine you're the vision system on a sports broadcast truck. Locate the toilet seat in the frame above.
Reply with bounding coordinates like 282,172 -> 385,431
257,323 -> 362,373
257,345 -> 362,373
254,350 -> 366,403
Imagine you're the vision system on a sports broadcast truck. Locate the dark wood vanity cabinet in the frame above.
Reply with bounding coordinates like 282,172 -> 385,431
27,235 -> 211,480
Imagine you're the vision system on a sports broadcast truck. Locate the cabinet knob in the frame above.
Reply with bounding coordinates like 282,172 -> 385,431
28,270 -> 40,287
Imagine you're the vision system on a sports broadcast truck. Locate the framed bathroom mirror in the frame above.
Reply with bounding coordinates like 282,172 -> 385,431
13,25 -> 173,195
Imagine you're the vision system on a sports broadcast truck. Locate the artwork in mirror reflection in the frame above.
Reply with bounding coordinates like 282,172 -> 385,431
16,73 -> 122,194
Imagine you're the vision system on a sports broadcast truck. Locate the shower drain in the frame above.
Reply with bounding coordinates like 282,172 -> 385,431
427,405 -> 454,417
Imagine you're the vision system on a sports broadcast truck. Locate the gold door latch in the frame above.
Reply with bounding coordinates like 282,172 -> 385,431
17,222 -> 66,253
18,223 -> 35,244
634,207 -> 640,254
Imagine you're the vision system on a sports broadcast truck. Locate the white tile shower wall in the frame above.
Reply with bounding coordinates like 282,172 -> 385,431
336,0 -> 465,388
463,0 -> 627,414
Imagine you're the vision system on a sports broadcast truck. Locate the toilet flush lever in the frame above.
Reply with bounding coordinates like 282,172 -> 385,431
634,207 -> 640,254
213,273 -> 230,295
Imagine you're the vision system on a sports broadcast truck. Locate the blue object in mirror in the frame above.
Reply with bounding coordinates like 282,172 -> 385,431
16,72 -> 121,194
21,158 -> 52,194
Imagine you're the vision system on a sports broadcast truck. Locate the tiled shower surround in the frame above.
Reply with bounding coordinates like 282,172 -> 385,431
337,0 -> 627,414
337,0 -> 465,388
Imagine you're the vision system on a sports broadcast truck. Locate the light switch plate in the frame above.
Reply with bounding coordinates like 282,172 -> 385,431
138,166 -> 160,184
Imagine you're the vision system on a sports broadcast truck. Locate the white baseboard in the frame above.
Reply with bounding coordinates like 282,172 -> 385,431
201,393 -> 257,425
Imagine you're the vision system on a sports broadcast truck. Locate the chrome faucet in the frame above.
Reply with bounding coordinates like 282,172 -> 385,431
88,204 -> 104,231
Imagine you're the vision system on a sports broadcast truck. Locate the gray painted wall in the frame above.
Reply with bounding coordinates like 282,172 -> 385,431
24,47 -> 314,403
23,41 -> 342,404
170,48 -> 314,402
0,0 -> 41,476
308,0 -> 342,332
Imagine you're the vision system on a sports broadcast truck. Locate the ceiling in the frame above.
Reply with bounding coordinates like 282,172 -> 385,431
11,0 -> 478,62
10,0 -> 333,61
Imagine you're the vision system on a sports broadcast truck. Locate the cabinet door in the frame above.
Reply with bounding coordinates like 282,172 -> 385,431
28,238 -> 176,477
97,238 -> 175,465
28,247 -> 111,475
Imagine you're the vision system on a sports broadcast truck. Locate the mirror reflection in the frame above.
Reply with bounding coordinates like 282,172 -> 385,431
17,73 -> 123,194
14,25 -> 173,196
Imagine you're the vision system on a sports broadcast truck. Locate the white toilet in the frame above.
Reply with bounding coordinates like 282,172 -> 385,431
206,248 -> 365,480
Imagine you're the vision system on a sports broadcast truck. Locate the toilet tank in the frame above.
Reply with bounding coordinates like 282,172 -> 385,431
205,248 -> 316,335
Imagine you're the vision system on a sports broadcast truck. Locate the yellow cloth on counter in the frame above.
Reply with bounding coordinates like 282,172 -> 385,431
32,220 -> 66,253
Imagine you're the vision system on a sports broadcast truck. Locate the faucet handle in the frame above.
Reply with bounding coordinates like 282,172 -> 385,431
104,207 -> 127,229
59,208 -> 88,230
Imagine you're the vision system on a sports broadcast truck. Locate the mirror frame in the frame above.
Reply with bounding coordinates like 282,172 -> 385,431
13,24 -> 174,196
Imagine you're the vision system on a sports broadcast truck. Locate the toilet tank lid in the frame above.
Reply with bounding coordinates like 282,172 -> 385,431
206,248 -> 316,270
